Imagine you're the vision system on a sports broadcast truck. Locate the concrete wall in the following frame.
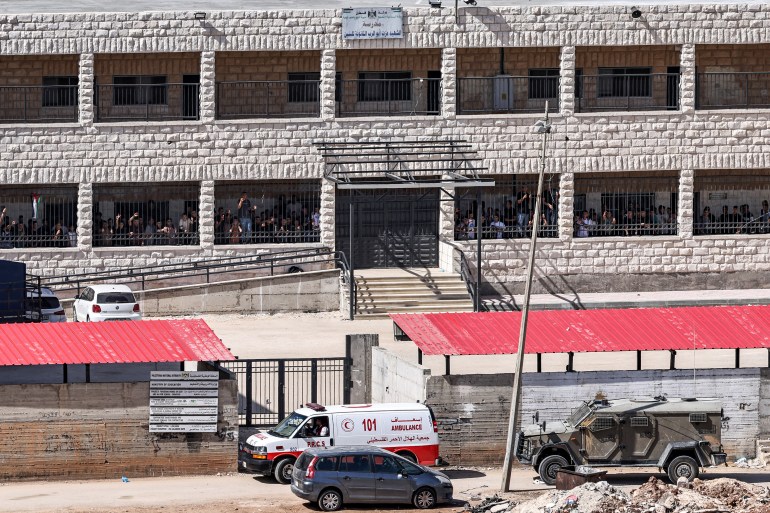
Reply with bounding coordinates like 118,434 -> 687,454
425,368 -> 764,466
0,379 -> 238,480
0,362 -> 181,385
371,346 -> 430,404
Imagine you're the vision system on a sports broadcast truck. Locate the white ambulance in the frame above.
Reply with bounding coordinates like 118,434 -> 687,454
239,402 -> 441,483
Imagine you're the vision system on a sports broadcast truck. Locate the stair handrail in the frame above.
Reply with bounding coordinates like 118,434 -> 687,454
458,250 -> 479,312
335,251 -> 355,320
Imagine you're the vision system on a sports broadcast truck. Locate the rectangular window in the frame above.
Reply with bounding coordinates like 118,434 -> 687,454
113,75 -> 167,106
357,71 -> 412,102
338,455 -> 372,473
288,72 -> 320,103
689,413 -> 707,423
598,67 -> 651,98
630,416 -> 649,427
528,69 -> 559,100
42,76 -> 78,107
589,416 -> 616,432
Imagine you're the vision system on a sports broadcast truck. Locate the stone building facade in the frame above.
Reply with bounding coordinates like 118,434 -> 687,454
1,4 -> 769,292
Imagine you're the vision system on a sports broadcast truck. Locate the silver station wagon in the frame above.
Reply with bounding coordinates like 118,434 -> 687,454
290,446 -> 453,511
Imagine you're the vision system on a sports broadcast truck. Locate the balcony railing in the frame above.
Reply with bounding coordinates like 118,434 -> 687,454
696,72 -> 770,110
95,83 -> 200,122
337,78 -> 442,117
576,73 -> 680,112
0,86 -> 78,124
216,80 -> 321,120
574,220 -> 678,238
457,76 -> 559,115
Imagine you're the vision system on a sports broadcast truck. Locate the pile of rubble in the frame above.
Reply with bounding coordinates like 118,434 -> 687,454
467,477 -> 770,513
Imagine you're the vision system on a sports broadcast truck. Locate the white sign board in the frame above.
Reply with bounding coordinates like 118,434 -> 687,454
149,371 -> 219,433
342,7 -> 403,40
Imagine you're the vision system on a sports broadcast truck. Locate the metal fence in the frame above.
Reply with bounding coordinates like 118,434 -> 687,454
576,73 -> 680,112
214,181 -> 321,245
93,183 -> 200,247
0,86 -> 78,123
216,80 -> 321,119
218,358 -> 350,426
95,83 -> 200,122
696,72 -> 770,110
457,76 -> 559,115
0,187 -> 78,249
337,78 -> 442,117
454,176 -> 561,241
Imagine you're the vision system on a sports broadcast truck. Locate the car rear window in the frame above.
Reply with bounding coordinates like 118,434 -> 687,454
96,292 -> 136,304
29,297 -> 61,309
296,452 -> 313,471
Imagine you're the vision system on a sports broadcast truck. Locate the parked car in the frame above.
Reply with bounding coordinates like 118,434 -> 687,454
239,402 -> 440,483
516,397 -> 727,485
26,287 -> 66,323
291,446 -> 453,511
72,284 -> 141,322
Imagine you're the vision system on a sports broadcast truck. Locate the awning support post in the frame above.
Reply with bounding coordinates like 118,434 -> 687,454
418,348 -> 423,365
735,348 -> 740,369
669,350 -> 676,370
536,353 -> 542,373
636,350 -> 642,371
566,352 -> 574,372
444,355 -> 451,376
475,189 -> 482,312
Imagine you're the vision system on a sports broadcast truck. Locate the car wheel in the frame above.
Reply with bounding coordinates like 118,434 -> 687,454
413,487 -> 436,509
273,458 -> 294,484
317,488 -> 343,512
397,451 -> 418,464
667,455 -> 699,483
538,455 -> 568,486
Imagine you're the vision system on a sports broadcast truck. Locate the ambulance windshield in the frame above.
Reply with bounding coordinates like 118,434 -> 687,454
269,412 -> 307,438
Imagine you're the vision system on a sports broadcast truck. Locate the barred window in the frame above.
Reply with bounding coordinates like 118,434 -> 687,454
358,71 -> 412,102
42,76 -> 78,107
630,416 -> 649,427
288,72 -> 320,103
598,67 -> 652,98
689,413 -> 707,423
528,69 -> 559,100
0,185 -> 78,249
113,75 -> 167,105
588,416 -> 616,432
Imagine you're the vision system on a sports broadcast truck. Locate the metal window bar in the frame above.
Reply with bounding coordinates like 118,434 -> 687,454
215,80 -> 321,119
0,86 -> 79,123
576,73 -> 680,112
338,78 -> 442,117
573,172 -> 679,238
454,176 -> 560,241
457,76 -> 560,115
0,187 -> 79,249
95,83 -> 199,122
694,171 -> 770,235
696,72 -> 770,110
92,183 -> 201,248
214,181 -> 322,246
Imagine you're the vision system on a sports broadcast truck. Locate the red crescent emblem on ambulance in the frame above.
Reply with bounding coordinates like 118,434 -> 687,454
341,418 -> 354,432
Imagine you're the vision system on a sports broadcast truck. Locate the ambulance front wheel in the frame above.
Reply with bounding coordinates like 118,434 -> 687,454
397,451 -> 418,464
274,458 -> 295,484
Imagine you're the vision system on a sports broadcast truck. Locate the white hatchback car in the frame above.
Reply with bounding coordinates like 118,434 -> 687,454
26,287 -> 67,323
72,284 -> 142,322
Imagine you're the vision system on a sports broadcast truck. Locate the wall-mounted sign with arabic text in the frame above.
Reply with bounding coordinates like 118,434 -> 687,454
342,7 -> 403,40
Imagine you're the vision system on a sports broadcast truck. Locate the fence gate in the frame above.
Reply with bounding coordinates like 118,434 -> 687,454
219,358 -> 351,426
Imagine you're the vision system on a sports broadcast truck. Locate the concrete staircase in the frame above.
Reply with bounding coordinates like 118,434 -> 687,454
346,268 -> 474,319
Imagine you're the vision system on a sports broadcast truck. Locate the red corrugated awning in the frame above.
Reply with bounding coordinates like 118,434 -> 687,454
0,319 -> 235,366
390,305 -> 770,356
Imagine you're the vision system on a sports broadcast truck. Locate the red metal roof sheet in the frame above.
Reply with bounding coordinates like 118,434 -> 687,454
0,319 -> 235,366
390,305 -> 770,356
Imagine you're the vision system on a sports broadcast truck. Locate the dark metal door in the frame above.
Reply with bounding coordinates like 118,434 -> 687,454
182,74 -> 200,120
336,189 -> 440,269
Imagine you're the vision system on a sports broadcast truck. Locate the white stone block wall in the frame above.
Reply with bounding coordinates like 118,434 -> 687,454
0,5 -> 769,282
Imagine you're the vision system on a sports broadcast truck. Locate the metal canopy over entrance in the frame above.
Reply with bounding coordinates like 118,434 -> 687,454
315,139 -> 494,270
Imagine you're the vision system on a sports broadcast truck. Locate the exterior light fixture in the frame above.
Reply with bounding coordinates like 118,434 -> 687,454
193,12 -> 206,20
429,0 -> 442,7
631,7 -> 642,19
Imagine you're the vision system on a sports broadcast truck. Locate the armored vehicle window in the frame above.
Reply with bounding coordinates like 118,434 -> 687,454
588,416 -> 616,432
689,413 -> 707,423
630,416 -> 649,427
568,402 -> 593,426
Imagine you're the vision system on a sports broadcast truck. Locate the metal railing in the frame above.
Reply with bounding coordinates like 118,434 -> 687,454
337,78 -> 442,117
457,76 -> 559,115
458,251 -> 478,312
95,83 -> 200,122
0,232 -> 77,249
576,73 -> 680,112
573,220 -> 678,237
214,226 -> 320,245
336,250 -> 355,320
456,223 -> 559,240
216,80 -> 321,119
93,231 -> 199,247
44,246 -> 335,296
0,85 -> 79,123
696,72 -> 770,110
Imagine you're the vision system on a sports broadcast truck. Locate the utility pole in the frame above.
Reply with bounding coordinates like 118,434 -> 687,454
500,103 -> 551,491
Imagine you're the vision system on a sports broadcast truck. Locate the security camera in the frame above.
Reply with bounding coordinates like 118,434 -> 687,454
631,6 -> 642,18
464,0 -> 477,5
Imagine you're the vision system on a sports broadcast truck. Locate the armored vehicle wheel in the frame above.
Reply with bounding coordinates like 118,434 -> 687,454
666,455 -> 699,483
538,455 -> 568,486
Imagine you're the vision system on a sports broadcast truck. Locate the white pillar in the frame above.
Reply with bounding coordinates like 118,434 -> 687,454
559,46 -> 576,116
678,169 -> 694,238
320,179 -> 336,248
77,182 -> 93,251
559,171 -> 573,242
320,49 -> 336,121
199,180 -> 215,249
199,51 -> 216,123
78,53 -> 94,126
441,47 -> 457,119
679,44 -> 696,114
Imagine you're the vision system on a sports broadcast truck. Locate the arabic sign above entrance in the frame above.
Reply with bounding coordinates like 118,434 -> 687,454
342,7 -> 403,40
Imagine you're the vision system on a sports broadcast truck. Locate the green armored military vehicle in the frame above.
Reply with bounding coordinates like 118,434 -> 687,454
515,397 -> 727,485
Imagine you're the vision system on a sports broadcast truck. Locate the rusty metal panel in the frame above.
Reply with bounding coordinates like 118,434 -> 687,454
0,319 -> 234,366
391,305 -> 770,356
